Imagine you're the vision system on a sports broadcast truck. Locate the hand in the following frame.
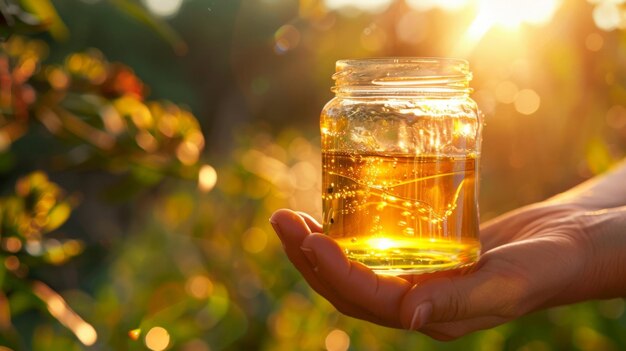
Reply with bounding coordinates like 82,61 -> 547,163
270,202 -> 626,340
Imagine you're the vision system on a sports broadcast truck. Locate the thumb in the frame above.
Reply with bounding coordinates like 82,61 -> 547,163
400,270 -> 524,330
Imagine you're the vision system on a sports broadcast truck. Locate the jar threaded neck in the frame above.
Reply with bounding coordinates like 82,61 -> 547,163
332,57 -> 472,97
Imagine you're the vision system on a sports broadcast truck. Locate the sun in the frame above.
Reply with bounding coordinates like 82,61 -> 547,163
458,0 -> 562,55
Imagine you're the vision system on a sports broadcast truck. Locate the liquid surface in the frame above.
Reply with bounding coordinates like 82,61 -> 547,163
322,152 -> 480,275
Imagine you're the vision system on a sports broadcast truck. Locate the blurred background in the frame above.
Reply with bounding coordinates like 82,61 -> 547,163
0,0 -> 625,350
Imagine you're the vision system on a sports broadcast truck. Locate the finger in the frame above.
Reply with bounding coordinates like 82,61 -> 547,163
296,211 -> 322,232
420,315 -> 509,340
270,209 -> 378,321
301,233 -> 412,328
399,263 -> 525,330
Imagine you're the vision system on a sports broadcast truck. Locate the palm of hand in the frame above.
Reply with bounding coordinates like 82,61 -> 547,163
271,203 -> 588,340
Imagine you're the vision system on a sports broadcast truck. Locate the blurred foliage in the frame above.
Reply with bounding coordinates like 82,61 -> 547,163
0,34 -> 205,182
0,0 -> 624,350
0,0 -> 208,349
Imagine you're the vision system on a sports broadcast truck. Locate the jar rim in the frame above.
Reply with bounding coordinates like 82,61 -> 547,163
335,57 -> 469,67
332,57 -> 472,96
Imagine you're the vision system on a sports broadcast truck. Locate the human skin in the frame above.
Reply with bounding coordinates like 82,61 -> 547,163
270,160 -> 626,340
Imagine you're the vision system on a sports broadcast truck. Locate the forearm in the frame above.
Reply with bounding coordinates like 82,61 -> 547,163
549,159 -> 626,210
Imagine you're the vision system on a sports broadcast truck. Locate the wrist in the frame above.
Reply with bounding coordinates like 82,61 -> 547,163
576,207 -> 626,300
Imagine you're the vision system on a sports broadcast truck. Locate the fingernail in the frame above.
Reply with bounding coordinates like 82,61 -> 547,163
269,219 -> 284,241
410,302 -> 432,330
300,247 -> 318,270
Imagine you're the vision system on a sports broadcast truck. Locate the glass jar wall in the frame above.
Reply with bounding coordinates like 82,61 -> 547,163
321,58 -> 483,275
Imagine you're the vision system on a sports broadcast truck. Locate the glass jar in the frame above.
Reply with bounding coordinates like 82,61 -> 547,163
320,57 -> 483,275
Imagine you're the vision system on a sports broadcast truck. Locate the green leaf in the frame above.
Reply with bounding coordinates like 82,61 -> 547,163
20,0 -> 69,40
43,202 -> 71,232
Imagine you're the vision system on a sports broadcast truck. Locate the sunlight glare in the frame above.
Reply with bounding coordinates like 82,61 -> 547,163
458,0 -> 561,55
476,0 -> 561,29
368,237 -> 395,250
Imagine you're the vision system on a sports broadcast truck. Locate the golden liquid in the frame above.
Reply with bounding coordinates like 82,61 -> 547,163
322,152 -> 480,275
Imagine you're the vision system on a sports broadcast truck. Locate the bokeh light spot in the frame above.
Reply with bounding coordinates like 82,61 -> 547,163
161,193 -> 194,228
597,298 -> 625,319
101,105 -> 125,134
3,237 -> 22,253
75,323 -> 98,346
145,326 -> 170,351
360,24 -> 387,52
198,164 -> 218,193
514,89 -> 541,115
495,81 -> 518,104
136,131 -> 158,152
142,0 -> 183,18
573,326 -> 616,351
592,1 -> 622,31
323,0 -> 392,13
48,68 -> 69,89
0,131 -> 10,152
4,256 -> 19,271
63,239 -> 84,257
242,227 -> 268,253
290,161 -> 317,190
129,328 -> 141,341
25,240 -> 43,256
274,25 -> 301,54
472,89 -> 496,115
33,282 -> 98,346
406,0 -> 468,11
176,141 -> 200,165
396,11 -> 428,45
585,32 -> 604,51
325,329 -> 350,351
270,312 -> 298,338
185,275 -> 214,299
606,105 -> 626,129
